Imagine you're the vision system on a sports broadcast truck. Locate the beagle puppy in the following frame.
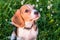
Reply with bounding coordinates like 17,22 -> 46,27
11,4 -> 40,40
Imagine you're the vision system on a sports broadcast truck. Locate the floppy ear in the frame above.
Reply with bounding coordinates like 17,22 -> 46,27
11,9 -> 24,27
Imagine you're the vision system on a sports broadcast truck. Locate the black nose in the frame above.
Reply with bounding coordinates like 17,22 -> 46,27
34,12 -> 38,15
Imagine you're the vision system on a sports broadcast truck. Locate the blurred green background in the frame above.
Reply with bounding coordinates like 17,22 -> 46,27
0,0 -> 60,40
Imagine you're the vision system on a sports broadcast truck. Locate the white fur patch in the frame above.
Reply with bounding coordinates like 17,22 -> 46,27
17,27 -> 38,40
30,10 -> 37,19
26,5 -> 32,10
11,32 -> 16,40
25,22 -> 33,28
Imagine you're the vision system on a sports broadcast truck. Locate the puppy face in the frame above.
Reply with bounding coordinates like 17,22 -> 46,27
11,4 -> 40,27
20,4 -> 40,21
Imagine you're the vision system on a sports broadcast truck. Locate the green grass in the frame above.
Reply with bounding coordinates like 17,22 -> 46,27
0,0 -> 60,40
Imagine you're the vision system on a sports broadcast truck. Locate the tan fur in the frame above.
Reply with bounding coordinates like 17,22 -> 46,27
11,9 -> 25,27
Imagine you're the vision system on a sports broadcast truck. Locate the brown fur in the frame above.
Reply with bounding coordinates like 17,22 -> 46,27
11,9 -> 24,27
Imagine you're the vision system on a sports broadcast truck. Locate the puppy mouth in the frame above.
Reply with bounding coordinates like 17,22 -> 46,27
35,14 -> 39,18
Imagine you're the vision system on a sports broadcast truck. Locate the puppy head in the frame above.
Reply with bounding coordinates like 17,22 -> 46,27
20,4 -> 40,21
11,4 -> 40,27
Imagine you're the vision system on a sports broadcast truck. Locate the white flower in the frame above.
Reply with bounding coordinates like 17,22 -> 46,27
48,1 -> 51,4
5,19 -> 8,21
56,24 -> 59,26
50,0 -> 53,2
52,11 -> 54,13
32,4 -> 35,7
51,14 -> 53,16
47,5 -> 51,9
47,4 -> 53,10
36,4 -> 38,7
21,1 -> 23,5
40,8 -> 43,11
50,4 -> 53,7
36,0 -> 39,2
21,0 -> 25,5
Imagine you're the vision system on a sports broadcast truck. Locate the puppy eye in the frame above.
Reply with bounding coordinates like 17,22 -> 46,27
25,9 -> 29,13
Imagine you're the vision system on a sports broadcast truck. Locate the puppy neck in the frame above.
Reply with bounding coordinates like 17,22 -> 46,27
25,20 -> 35,28
25,21 -> 32,28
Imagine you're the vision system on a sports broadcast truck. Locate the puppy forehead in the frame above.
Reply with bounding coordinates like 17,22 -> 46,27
26,4 -> 33,9
20,4 -> 33,10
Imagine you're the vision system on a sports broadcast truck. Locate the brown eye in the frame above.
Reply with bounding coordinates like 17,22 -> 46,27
25,9 -> 29,13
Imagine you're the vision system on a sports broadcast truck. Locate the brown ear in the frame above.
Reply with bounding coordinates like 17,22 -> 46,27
11,9 -> 24,27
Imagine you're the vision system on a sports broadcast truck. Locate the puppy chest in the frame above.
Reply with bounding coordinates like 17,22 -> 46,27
17,28 -> 38,38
